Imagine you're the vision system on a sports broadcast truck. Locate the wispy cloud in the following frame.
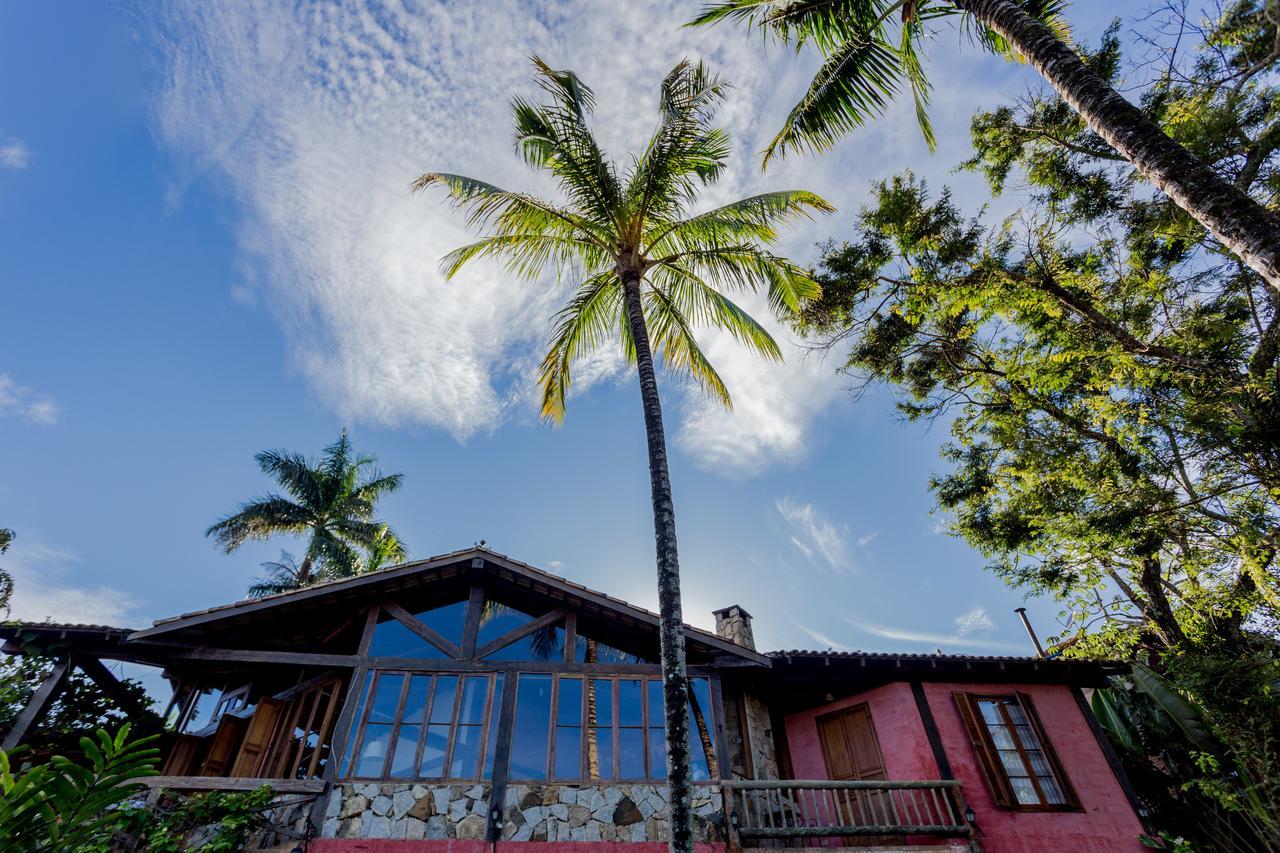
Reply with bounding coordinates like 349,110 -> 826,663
787,614 -> 853,652
776,496 -> 851,572
857,531 -> 878,547
845,614 -> 1025,654
0,373 -> 60,425
954,606 -> 996,637
3,538 -> 142,626
0,136 -> 30,170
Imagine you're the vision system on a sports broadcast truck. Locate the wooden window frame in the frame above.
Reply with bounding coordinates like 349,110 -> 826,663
954,691 -> 1082,812
345,670 -> 502,782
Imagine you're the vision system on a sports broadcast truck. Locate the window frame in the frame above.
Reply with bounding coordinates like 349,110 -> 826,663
346,670 -> 503,782
953,691 -> 1081,812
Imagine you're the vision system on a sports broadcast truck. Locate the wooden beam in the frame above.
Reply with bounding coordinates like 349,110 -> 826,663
910,680 -> 953,780
460,584 -> 485,658
485,669 -> 520,841
73,656 -> 162,727
2,659 -> 71,751
1072,686 -> 1148,829
381,601 -> 461,658
174,648 -> 358,667
474,608 -> 566,660
136,776 -> 325,794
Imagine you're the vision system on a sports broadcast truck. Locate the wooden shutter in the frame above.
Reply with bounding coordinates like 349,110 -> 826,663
953,692 -> 1016,808
1015,692 -> 1081,809
198,715 -> 248,777
230,697 -> 285,778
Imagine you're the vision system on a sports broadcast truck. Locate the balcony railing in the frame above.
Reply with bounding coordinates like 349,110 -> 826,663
721,779 -> 976,848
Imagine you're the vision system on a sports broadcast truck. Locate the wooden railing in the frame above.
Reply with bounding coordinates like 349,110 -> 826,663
721,779 -> 976,848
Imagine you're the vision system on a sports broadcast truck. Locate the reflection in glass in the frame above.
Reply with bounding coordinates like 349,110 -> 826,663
459,677 -> 488,724
618,680 -> 643,726
482,675 -> 505,780
420,724 -> 450,777
619,728 -> 645,779
555,727 -> 581,779
356,723 -> 392,777
430,677 -> 458,723
688,677 -> 716,780
369,675 -> 404,724
389,725 -> 420,777
410,599 -> 470,645
510,674 -> 552,779
369,618 -> 448,659
573,635 -> 655,664
587,679 -> 613,780
403,676 -> 431,722
451,723 -> 484,777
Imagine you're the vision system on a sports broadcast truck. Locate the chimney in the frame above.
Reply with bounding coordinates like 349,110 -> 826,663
712,605 -> 755,651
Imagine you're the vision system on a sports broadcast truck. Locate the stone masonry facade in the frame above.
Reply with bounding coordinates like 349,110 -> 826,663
320,782 -> 725,843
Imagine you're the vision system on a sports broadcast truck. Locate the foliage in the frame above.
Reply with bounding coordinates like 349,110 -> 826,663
0,724 -> 159,852
795,5 -> 1280,847
208,430 -> 407,594
0,528 -> 13,616
121,784 -> 276,852
689,0 -> 1071,158
415,57 -> 831,421
0,653 -> 154,765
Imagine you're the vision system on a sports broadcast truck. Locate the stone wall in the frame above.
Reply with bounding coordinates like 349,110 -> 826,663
320,782 -> 724,843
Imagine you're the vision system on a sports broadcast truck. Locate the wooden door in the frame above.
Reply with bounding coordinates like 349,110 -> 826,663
817,704 -> 893,836
230,697 -> 285,777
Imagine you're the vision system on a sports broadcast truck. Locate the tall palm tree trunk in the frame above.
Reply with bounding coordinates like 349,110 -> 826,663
955,0 -> 1280,294
622,270 -> 695,853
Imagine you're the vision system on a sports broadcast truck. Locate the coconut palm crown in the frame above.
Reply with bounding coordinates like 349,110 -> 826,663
415,58 -> 831,853
207,431 -> 407,590
414,57 -> 833,420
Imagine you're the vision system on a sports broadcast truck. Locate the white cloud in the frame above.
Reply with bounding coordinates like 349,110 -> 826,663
954,605 -> 996,637
0,374 -> 60,425
3,538 -> 142,627
787,615 -> 853,652
147,0 -> 992,471
776,495 -> 851,572
845,616 -> 1025,654
857,531 -> 878,547
0,136 -> 30,169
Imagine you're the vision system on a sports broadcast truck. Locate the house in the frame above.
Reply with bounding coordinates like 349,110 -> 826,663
0,546 -> 1148,851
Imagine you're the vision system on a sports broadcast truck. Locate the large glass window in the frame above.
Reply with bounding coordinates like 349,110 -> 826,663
507,674 -> 716,782
368,600 -> 469,659
347,671 -> 503,780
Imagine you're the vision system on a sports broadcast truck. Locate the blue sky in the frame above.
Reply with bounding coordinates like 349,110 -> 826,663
1,1 -> 1121,683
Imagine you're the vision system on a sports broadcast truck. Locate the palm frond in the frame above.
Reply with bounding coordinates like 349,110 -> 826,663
650,265 -> 784,361
652,245 -> 821,313
644,286 -> 733,408
254,450 -> 323,507
205,496 -> 311,552
645,190 -> 834,253
538,271 -> 624,422
440,234 -> 606,280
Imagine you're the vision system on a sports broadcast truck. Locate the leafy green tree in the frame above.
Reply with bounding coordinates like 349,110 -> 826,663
416,58 -> 830,850
0,528 -> 13,616
0,655 -> 154,766
207,431 -> 406,591
691,0 -> 1280,294
792,10 -> 1279,846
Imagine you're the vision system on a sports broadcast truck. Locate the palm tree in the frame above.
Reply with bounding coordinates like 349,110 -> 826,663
690,0 -> 1280,295
415,58 -> 830,852
0,528 -> 13,616
207,431 -> 407,590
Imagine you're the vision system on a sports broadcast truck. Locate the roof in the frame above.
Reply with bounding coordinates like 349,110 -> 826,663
764,647 -> 1122,687
126,545 -> 770,664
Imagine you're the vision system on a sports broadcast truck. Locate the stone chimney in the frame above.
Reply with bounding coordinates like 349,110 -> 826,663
712,605 -> 755,651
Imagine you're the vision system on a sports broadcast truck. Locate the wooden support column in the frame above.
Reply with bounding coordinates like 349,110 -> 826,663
2,658 -> 71,752
485,671 -> 519,841
460,583 -> 485,659
910,681 -> 953,779
73,656 -> 163,732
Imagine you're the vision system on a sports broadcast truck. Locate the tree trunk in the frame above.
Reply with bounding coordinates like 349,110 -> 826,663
297,552 -> 315,586
621,271 -> 695,853
690,686 -> 718,777
586,640 -> 600,779
955,0 -> 1280,294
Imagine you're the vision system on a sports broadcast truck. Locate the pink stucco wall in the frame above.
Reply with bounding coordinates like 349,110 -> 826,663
782,681 -> 1146,852
311,843 -> 726,852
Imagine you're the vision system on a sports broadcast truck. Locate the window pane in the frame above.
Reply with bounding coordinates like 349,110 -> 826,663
339,670 -> 374,776
619,680 -> 643,726
368,674 -> 404,724
998,749 -> 1025,775
588,727 -> 613,780
355,723 -> 392,777
689,678 -> 715,780
555,726 -> 582,780
1005,702 -> 1029,725
482,675 -> 504,780
403,676 -> 432,723
987,724 -> 1015,750
648,679 -> 665,724
369,619 -> 449,659
1026,749 -> 1052,776
978,700 -> 1002,725
620,728 -> 645,779
451,725 -> 483,778
485,625 -> 564,661
510,674 -> 552,780
648,727 -> 667,780
590,679 -> 613,728
559,678 -> 583,725
420,724 -> 450,778
476,600 -> 538,647
389,725 -> 421,778
430,676 -> 458,724
1038,775 -> 1065,804
1011,776 -> 1039,805
574,636 -> 655,664
410,599 -> 469,645
1015,725 -> 1039,749
458,676 -> 488,725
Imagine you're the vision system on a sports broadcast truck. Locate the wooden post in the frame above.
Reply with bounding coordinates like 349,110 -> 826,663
2,659 -> 71,752
485,672 -> 519,841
